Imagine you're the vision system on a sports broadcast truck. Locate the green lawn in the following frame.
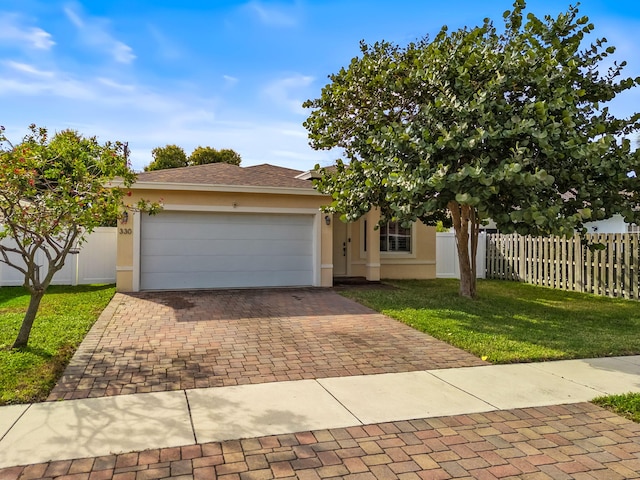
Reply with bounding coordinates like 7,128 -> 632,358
593,393 -> 640,423
0,285 -> 115,405
341,279 -> 640,363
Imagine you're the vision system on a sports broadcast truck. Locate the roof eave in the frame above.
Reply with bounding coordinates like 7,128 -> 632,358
111,180 -> 325,196
295,170 -> 322,180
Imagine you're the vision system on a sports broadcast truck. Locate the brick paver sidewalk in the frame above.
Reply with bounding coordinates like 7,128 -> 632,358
3,403 -> 640,480
49,289 -> 486,401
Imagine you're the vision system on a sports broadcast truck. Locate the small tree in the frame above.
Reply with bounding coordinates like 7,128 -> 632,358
0,124 -> 158,348
189,146 -> 242,166
304,1 -> 640,298
144,144 -> 188,171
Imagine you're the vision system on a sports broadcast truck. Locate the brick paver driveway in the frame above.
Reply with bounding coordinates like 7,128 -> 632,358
49,288 -> 487,401
10,287 -> 640,479
4,403 -> 640,480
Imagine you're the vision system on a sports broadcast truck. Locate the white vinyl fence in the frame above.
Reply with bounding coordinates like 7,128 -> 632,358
436,231 -> 487,279
0,227 -> 117,287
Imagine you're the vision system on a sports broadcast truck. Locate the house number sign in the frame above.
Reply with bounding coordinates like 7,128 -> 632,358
119,228 -> 132,235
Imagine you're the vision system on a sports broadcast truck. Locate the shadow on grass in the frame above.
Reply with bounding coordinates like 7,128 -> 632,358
0,284 -> 115,303
1,344 -> 54,358
1,285 -> 115,405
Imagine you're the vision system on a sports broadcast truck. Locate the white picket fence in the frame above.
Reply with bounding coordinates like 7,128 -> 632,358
0,227 -> 117,287
486,233 -> 640,299
436,231 -> 487,279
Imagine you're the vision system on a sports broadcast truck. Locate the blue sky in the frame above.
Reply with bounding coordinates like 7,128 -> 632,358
1,0 -> 639,172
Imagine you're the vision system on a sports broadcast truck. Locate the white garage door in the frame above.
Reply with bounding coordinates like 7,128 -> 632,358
140,211 -> 314,290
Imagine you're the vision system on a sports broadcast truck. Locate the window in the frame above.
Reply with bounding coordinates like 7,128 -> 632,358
628,223 -> 640,233
380,222 -> 411,252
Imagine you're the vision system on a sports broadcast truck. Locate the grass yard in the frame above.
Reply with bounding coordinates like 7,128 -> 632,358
593,393 -> 640,423
0,284 -> 115,405
341,279 -> 640,363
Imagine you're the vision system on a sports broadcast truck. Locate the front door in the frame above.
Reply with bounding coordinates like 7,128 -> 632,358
332,214 -> 348,276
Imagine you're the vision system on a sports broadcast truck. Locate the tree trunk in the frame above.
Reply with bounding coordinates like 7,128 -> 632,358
448,201 -> 479,299
12,290 -> 45,349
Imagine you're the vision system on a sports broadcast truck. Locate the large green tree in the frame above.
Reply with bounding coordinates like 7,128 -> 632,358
145,145 -> 242,171
0,124 -> 159,348
304,1 -> 640,298
189,146 -> 242,166
144,144 -> 188,171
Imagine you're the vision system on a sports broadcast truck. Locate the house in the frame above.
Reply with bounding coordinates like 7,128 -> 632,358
115,163 -> 436,292
584,214 -> 640,234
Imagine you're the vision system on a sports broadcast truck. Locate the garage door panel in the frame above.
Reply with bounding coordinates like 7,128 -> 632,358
142,253 -> 312,274
143,223 -> 312,242
144,212 -> 311,226
141,255 -> 238,273
141,268 -> 311,290
232,240 -> 311,255
140,212 -> 314,290
144,239 -> 311,258
254,225 -> 313,239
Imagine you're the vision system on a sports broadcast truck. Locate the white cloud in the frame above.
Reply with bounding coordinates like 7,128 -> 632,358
148,25 -> 182,61
97,77 -> 135,91
63,5 -> 84,28
223,75 -> 239,87
0,13 -> 55,50
63,3 -> 136,64
112,42 -> 136,64
280,128 -> 307,138
0,75 -> 95,99
243,1 -> 300,27
263,74 -> 315,114
0,61 -> 190,111
0,62 -> 335,172
5,61 -> 54,77
271,149 -> 309,159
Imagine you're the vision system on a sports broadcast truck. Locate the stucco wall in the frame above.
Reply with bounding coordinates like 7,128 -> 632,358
117,187 -> 331,292
118,186 -> 437,291
343,217 -> 436,280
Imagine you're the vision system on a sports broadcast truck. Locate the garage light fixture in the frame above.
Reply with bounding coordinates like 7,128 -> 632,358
121,211 -> 129,224
325,215 -> 331,226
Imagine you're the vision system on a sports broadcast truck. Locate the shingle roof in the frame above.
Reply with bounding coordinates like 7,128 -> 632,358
135,163 -> 314,189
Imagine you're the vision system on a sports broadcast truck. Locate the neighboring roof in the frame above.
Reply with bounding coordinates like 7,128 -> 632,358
134,163 -> 314,190
296,165 -> 338,180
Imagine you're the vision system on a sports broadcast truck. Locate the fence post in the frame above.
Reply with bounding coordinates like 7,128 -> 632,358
518,235 -> 525,282
631,234 -> 638,300
575,236 -> 581,293
71,253 -> 79,286
615,233 -> 622,297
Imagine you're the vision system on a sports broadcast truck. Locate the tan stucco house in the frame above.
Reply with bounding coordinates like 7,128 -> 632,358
116,163 -> 436,292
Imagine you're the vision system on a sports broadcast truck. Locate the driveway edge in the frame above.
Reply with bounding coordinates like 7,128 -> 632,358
47,293 -> 126,402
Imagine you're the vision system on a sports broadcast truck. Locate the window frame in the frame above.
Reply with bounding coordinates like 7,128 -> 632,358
359,219 -> 417,260
379,221 -> 412,253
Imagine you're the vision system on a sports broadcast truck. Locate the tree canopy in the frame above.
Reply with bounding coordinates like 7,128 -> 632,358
303,0 -> 640,298
0,124 -> 158,348
144,145 -> 242,171
189,146 -> 242,166
144,144 -> 188,171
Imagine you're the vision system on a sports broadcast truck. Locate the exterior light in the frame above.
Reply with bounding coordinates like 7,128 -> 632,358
325,215 -> 331,226
121,211 -> 129,224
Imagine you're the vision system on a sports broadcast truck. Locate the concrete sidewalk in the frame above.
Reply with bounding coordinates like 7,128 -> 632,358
2,356 -> 640,469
